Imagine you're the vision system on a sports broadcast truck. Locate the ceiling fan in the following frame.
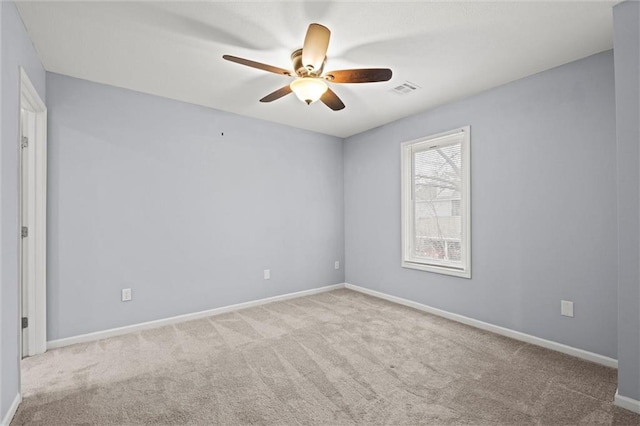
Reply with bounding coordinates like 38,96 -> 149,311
223,23 -> 392,111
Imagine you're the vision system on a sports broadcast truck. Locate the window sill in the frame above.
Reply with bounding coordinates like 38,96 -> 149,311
401,260 -> 471,279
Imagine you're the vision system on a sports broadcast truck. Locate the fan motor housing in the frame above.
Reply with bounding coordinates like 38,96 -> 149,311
291,49 -> 325,77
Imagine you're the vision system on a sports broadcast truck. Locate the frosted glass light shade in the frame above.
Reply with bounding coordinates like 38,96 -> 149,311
290,78 -> 328,105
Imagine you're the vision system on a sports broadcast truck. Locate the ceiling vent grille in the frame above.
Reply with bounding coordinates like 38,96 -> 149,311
391,81 -> 420,95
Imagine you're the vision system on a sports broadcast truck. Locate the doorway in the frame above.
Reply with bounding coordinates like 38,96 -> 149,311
19,67 -> 47,359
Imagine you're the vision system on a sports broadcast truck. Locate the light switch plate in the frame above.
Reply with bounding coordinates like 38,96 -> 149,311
264,269 -> 270,280
122,288 -> 132,302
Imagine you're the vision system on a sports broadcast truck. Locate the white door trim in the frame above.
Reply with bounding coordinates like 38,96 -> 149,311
19,67 -> 47,358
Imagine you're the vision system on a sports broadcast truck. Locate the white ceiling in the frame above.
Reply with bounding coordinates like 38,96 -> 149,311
16,1 -> 616,138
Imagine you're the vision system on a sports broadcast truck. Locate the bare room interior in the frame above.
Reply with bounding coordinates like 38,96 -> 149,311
1,1 -> 639,425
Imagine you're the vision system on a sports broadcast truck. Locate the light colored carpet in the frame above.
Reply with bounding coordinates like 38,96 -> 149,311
12,289 -> 639,425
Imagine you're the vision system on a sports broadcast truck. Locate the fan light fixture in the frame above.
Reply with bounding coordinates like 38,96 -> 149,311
290,78 -> 328,105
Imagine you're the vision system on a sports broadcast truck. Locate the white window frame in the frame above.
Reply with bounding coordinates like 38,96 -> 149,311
401,126 -> 471,278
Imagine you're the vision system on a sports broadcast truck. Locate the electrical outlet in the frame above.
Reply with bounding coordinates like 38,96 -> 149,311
263,269 -> 270,280
561,300 -> 574,317
121,288 -> 132,302
335,261 -> 340,270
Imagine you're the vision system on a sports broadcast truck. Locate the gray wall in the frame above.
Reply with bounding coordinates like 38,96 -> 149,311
344,51 -> 618,359
613,1 -> 640,402
46,73 -> 344,341
0,1 -> 46,420
0,2 -> 4,418
0,0 -> 4,416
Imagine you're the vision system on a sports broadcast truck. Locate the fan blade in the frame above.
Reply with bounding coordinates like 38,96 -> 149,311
222,55 -> 292,76
260,85 -> 293,103
302,24 -> 330,72
324,68 -> 392,83
320,88 -> 345,111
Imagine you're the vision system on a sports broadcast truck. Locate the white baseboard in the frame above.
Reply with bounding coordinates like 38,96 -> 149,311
48,283 -> 346,349
615,389 -> 640,414
0,393 -> 21,426
345,283 -> 618,369
47,281 -> 619,371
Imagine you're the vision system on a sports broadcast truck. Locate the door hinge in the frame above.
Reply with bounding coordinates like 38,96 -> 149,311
21,136 -> 28,148
22,317 -> 28,329
21,226 -> 28,238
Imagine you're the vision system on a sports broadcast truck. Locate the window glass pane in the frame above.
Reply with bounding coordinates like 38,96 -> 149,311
412,142 -> 462,267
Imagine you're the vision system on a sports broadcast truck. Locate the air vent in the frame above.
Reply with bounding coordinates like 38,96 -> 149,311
391,81 -> 420,95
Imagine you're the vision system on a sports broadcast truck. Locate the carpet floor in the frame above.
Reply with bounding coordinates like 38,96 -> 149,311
12,289 -> 640,425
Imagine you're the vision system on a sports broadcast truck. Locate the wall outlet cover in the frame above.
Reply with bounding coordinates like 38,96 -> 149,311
561,300 -> 574,317
263,269 -> 270,280
121,288 -> 132,302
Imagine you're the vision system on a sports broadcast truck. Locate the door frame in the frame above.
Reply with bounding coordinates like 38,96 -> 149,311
19,67 -> 47,358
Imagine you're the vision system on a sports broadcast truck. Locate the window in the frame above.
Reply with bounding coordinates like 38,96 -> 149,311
401,126 -> 470,278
